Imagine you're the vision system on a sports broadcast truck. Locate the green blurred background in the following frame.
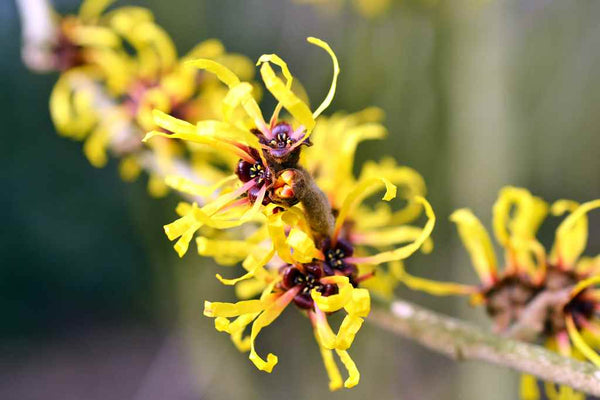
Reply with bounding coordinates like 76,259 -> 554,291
1,0 -> 599,398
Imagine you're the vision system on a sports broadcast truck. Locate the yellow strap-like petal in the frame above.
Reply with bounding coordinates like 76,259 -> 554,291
354,225 -> 433,253
344,288 -> 371,317
569,276 -> 600,300
286,228 -> 319,263
334,315 -> 364,350
347,197 -> 435,266
520,374 -> 540,400
307,37 -> 340,119
183,39 -> 225,61
335,350 -> 360,388
492,186 -> 548,248
313,308 -> 337,349
311,276 -> 353,312
249,287 -> 299,372
166,174 -> 237,198
450,208 -> 498,285
204,299 -> 266,318
400,271 -> 477,296
555,199 -> 600,266
315,336 -> 343,391
566,315 -> 600,367
186,59 -> 266,129
79,0 -> 116,21
256,53 -> 293,124
259,61 -> 315,131
216,247 -> 274,285
334,177 -> 397,239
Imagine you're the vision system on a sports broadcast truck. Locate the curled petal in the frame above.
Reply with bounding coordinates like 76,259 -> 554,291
569,276 -> 600,301
256,53 -> 293,126
492,186 -> 548,248
312,276 -> 354,312
216,247 -> 274,285
286,228 -> 319,263
335,315 -> 364,351
186,59 -> 265,127
566,315 -> 600,367
353,225 -> 433,253
334,177 -> 397,240
259,61 -> 315,131
307,37 -> 340,120
335,350 -> 360,388
554,199 -> 600,267
249,287 -> 299,372
345,197 -> 434,266
449,208 -> 498,286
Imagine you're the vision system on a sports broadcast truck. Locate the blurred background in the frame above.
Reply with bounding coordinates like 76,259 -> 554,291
1,0 -> 600,398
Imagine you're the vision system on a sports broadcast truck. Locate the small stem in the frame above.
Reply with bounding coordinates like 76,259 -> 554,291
370,300 -> 600,396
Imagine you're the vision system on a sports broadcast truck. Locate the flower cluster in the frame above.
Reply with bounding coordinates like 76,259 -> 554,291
407,187 -> 600,399
144,37 -> 435,389
32,1 -> 599,395
45,0 -> 256,197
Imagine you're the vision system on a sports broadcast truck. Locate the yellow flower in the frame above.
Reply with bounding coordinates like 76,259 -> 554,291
405,187 -> 599,399
48,1 -> 259,199
203,252 -> 370,390
145,37 -> 340,255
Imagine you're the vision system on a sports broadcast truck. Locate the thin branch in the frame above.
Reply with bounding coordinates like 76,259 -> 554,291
369,300 -> 600,396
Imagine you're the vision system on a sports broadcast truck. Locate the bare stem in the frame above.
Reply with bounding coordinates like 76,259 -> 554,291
369,300 -> 600,396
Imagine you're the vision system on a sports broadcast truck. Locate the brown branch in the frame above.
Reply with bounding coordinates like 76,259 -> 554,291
369,300 -> 600,396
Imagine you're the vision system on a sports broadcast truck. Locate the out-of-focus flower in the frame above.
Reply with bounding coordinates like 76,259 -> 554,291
408,187 -> 600,399
47,0 -> 257,197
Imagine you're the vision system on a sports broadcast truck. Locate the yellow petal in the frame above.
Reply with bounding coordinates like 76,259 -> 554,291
492,186 -> 548,248
118,156 -> 142,182
183,39 -> 225,61
166,174 -> 237,198
353,225 -> 433,253
450,208 -> 497,285
399,271 -> 477,296
307,37 -> 340,119
566,315 -> 600,367
286,228 -> 319,263
249,288 -> 299,372
335,315 -> 364,350
79,0 -> 116,21
554,199 -> 600,267
313,309 -> 337,349
334,177 -> 397,239
316,342 -> 343,391
344,288 -> 371,317
256,53 -> 293,124
203,299 -> 266,318
335,350 -> 360,388
311,276 -> 353,312
216,247 -> 274,285
520,374 -> 540,400
259,60 -> 315,131
346,197 -> 435,265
